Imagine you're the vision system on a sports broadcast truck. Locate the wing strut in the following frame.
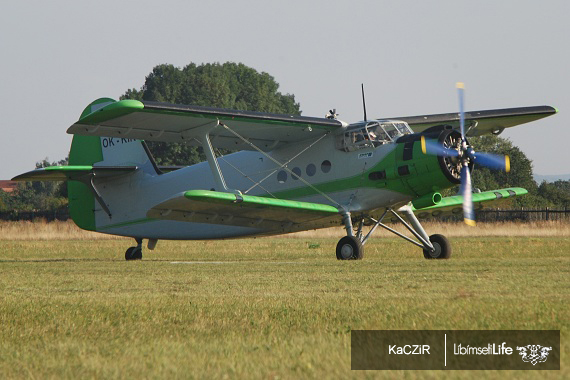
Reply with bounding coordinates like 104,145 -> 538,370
241,131 -> 330,195
195,121 -> 246,195
219,122 -> 344,209
199,121 -> 230,192
195,120 -> 337,204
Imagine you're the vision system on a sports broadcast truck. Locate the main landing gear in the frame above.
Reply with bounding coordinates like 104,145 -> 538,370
124,238 -> 158,261
336,205 -> 451,260
336,236 -> 363,260
422,234 -> 451,259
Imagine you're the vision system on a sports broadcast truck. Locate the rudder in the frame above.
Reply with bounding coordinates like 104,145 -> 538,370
67,98 -> 156,230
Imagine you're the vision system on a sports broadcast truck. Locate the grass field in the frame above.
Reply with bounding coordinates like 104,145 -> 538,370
0,221 -> 568,379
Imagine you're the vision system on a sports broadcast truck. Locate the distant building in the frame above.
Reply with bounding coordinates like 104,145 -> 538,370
0,180 -> 18,193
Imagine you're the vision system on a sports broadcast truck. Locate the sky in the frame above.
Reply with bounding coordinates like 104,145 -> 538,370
1,0 -> 568,180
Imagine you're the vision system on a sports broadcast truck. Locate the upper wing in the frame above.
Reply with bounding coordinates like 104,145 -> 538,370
147,189 -> 341,233
12,166 -> 137,182
391,106 -> 557,136
67,99 -> 344,151
411,187 -> 528,219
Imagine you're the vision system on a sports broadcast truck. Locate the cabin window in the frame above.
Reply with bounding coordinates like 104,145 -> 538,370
277,170 -> 287,183
292,167 -> 302,180
337,121 -> 413,152
321,160 -> 332,173
306,163 -> 316,176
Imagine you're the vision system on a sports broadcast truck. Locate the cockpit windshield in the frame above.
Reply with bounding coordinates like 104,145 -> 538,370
336,120 -> 413,152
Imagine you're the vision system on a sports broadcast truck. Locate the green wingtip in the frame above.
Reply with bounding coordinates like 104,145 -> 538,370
78,99 -> 144,124
553,106 -> 559,114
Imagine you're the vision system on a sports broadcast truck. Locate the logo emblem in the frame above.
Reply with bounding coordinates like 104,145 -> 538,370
516,345 -> 552,365
358,152 -> 373,159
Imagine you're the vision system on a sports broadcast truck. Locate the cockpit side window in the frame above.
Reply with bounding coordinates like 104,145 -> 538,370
365,123 -> 389,147
395,122 -> 410,135
336,121 -> 412,152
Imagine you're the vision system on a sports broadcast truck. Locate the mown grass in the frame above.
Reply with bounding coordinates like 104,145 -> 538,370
0,234 -> 568,379
2,220 -> 569,240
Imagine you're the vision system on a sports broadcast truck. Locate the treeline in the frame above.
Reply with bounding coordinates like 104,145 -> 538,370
2,62 -> 568,213
1,158 -> 68,213
459,135 -> 570,209
121,62 -> 301,166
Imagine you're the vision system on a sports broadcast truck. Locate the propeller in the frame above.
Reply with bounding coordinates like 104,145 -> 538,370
325,109 -> 338,119
420,83 -> 511,226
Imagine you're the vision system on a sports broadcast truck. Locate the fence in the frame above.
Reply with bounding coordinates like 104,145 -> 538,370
0,208 -> 568,223
476,208 -> 570,222
0,210 -> 70,222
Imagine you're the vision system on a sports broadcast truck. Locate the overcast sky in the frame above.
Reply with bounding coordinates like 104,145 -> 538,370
1,0 -> 568,180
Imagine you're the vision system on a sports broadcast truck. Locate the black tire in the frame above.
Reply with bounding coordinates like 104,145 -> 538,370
125,246 -> 142,261
336,236 -> 364,260
423,234 -> 451,259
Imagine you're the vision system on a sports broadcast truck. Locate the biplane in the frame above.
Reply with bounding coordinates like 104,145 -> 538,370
13,84 -> 557,260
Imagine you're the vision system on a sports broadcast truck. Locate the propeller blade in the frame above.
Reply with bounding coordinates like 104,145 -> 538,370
420,136 -> 460,157
471,152 -> 511,172
457,82 -> 466,140
460,165 -> 476,226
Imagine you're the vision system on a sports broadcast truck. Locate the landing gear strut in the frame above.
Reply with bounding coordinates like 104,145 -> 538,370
336,205 -> 451,260
336,211 -> 367,260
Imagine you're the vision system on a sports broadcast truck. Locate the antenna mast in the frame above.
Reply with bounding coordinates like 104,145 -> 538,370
361,83 -> 367,122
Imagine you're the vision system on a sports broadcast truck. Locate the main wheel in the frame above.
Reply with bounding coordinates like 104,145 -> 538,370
336,236 -> 364,260
423,234 -> 451,259
125,246 -> 142,261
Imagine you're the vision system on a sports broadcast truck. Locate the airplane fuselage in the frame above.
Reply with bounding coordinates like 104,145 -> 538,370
91,127 -> 456,239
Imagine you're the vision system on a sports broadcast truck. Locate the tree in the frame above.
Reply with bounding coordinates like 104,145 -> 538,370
7,157 -> 69,211
463,135 -> 547,207
121,62 -> 301,165
537,180 -> 570,208
0,190 -> 9,211
464,135 -> 570,208
469,136 -> 535,190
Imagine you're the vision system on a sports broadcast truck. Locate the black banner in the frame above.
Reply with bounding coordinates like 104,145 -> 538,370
351,330 -> 560,370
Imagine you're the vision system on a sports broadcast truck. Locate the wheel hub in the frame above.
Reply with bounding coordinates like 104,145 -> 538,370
340,244 -> 354,259
428,242 -> 442,258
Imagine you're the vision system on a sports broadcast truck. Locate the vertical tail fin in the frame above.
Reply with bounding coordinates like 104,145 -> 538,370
67,98 -> 156,230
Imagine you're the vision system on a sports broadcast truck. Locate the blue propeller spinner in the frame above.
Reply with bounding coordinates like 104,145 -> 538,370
421,83 -> 511,226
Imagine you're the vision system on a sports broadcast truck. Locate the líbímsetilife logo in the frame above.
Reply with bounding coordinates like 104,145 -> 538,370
351,330 -> 560,370
516,345 -> 553,366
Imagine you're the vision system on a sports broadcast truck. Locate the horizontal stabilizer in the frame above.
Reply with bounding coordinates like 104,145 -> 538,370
147,190 -> 341,232
412,187 -> 528,219
12,166 -> 137,182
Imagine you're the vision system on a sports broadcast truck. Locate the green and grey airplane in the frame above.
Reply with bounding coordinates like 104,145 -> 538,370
13,85 -> 557,260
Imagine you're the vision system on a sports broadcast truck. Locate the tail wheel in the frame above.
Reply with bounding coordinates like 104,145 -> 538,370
125,246 -> 142,261
423,234 -> 451,259
336,236 -> 364,260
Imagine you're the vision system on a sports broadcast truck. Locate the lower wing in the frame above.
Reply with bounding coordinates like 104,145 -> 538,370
147,190 -> 341,234
412,187 -> 527,219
